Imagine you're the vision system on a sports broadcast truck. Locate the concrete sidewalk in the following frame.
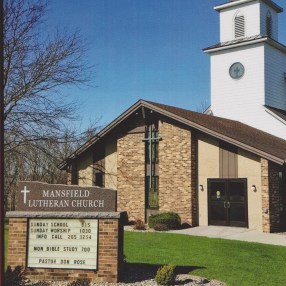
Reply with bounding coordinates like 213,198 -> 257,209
169,226 -> 286,246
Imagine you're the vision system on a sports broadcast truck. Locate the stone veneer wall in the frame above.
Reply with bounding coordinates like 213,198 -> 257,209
117,132 -> 145,221
159,121 -> 197,225
7,216 -> 123,283
261,158 -> 281,232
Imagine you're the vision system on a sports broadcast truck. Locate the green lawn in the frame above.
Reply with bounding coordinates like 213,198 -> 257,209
5,225 -> 286,286
124,231 -> 286,286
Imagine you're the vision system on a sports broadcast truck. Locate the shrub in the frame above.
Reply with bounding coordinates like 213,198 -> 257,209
5,265 -> 29,286
148,212 -> 181,230
155,264 -> 176,285
67,279 -> 91,286
154,223 -> 169,231
133,219 -> 146,230
30,282 -> 50,286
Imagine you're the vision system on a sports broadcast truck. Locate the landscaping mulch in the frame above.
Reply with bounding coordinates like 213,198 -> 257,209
27,274 -> 226,286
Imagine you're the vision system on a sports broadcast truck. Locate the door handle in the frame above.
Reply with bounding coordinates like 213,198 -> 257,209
224,201 -> 227,208
227,201 -> 230,208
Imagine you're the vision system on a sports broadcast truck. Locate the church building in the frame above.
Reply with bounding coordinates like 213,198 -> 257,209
59,0 -> 286,233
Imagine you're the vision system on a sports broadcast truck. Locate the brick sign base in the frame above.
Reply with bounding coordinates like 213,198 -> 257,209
6,212 -> 124,283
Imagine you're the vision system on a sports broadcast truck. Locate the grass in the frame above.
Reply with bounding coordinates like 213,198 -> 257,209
5,222 -> 286,286
124,231 -> 286,286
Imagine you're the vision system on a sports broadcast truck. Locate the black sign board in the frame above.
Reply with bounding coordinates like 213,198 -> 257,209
17,181 -> 117,212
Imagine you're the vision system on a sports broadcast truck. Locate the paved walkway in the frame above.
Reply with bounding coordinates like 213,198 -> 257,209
169,226 -> 286,246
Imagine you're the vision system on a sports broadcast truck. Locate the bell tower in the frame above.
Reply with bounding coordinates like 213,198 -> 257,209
204,0 -> 286,140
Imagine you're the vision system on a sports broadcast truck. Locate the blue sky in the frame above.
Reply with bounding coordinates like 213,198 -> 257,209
45,0 -> 286,128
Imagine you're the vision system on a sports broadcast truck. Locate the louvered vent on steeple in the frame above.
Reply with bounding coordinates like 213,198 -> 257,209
234,14 -> 245,38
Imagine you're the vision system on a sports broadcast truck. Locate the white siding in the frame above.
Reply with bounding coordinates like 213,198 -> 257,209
211,43 -> 265,121
219,1 -> 279,42
260,3 -> 278,40
219,2 -> 260,42
264,44 -> 286,110
210,0 -> 286,140
210,42 -> 286,140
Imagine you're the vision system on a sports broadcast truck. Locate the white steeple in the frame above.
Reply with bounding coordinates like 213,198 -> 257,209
204,0 -> 286,140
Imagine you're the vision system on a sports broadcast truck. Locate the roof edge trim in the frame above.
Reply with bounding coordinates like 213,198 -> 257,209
214,0 -> 283,13
204,37 -> 286,54
58,99 -> 146,170
264,106 -> 286,125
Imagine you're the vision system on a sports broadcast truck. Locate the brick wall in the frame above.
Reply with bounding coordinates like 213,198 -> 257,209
159,120 -> 197,225
261,158 -> 281,232
7,218 -> 123,283
7,218 -> 27,267
117,132 -> 145,221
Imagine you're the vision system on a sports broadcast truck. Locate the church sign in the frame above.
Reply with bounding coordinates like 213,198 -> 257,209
28,218 -> 98,270
17,181 -> 116,212
8,181 -> 123,283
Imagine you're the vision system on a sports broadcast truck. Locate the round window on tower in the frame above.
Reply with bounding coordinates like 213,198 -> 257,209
229,62 -> 245,79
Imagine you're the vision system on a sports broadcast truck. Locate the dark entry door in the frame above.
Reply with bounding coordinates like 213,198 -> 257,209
208,179 -> 248,227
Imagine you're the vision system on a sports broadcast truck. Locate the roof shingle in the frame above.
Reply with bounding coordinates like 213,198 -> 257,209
59,100 -> 286,169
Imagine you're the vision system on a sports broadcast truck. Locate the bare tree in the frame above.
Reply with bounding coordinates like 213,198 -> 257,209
3,0 -> 98,210
4,0 -> 93,153
196,99 -> 211,114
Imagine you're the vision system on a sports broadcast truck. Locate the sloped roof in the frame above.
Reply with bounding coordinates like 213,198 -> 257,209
265,105 -> 286,122
58,100 -> 286,169
203,36 -> 286,53
203,35 -> 266,51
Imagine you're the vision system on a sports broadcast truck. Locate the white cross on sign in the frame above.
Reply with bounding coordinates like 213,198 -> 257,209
21,186 -> 30,204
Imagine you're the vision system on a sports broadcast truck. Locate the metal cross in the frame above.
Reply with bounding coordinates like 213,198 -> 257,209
21,186 -> 30,204
143,126 -> 161,189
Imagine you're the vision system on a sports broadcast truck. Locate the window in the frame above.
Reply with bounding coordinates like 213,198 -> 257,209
92,146 -> 105,187
234,13 -> 245,38
266,11 -> 272,38
146,128 -> 159,164
95,172 -> 104,187
144,123 -> 160,209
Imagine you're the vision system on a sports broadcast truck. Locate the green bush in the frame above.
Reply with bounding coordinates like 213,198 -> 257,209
148,212 -> 181,230
155,264 -> 176,285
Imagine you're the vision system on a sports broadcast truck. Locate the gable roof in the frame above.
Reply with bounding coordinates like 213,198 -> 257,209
58,100 -> 286,169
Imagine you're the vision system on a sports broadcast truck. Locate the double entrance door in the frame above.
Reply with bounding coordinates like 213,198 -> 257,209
208,179 -> 248,227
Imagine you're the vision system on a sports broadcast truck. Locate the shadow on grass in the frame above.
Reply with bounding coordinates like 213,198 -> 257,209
121,262 -> 205,283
